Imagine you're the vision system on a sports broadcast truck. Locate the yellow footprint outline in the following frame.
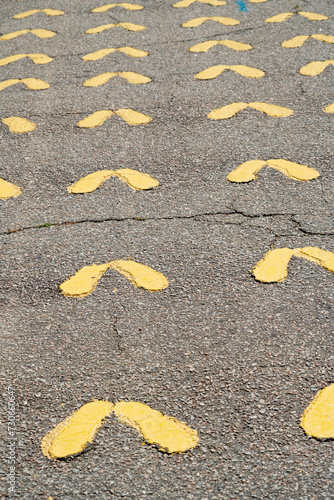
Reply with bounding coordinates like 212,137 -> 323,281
299,59 -> 334,76
83,71 -> 151,87
0,53 -> 53,67
282,34 -> 334,48
195,64 -> 265,80
2,116 -> 36,133
86,22 -> 146,34
252,247 -> 334,283
189,40 -> 253,52
300,383 -> 334,439
77,109 -> 152,128
182,16 -> 240,28
42,400 -> 198,459
266,11 -> 329,23
227,159 -> 320,183
0,78 -> 49,92
13,8 -> 64,19
0,178 -> 22,199
0,29 -> 56,41
92,3 -> 143,12
67,168 -> 159,193
59,259 -> 169,297
82,47 -> 148,61
208,102 -> 294,120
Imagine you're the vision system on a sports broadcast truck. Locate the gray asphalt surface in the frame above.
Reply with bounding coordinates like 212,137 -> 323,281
1,0 -> 334,498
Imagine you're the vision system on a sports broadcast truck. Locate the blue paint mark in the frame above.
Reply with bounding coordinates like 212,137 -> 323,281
235,0 -> 248,11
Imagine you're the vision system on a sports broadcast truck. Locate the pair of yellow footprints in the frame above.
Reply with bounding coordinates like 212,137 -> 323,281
42,401 -> 198,459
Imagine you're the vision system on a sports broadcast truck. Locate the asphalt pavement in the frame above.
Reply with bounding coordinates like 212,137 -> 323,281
1,0 -> 334,498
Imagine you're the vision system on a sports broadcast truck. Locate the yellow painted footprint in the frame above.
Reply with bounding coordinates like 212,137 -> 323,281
67,168 -> 159,193
0,78 -> 49,92
299,60 -> 334,76
42,400 -> 198,459
208,102 -> 293,120
2,117 -> 36,133
227,159 -> 320,182
174,0 -> 226,7
282,34 -> 334,48
86,23 -> 145,34
0,53 -> 53,67
323,103 -> 334,114
0,29 -> 56,40
83,72 -> 151,87
266,12 -> 329,23
189,40 -> 253,52
252,247 -> 334,283
82,47 -> 148,61
60,260 -> 168,297
0,178 -> 22,199
195,65 -> 264,80
182,16 -> 240,27
301,384 -> 334,439
77,109 -> 152,128
13,9 -> 64,18
92,3 -> 143,12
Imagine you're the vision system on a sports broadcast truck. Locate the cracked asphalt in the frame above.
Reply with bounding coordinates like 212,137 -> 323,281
1,0 -> 334,498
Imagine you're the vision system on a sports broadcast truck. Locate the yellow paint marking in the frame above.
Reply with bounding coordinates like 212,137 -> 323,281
92,3 -> 143,12
82,47 -> 148,60
174,0 -> 226,7
86,22 -> 145,33
299,11 -> 329,21
227,159 -> 320,182
0,179 -> 22,199
324,103 -> 334,113
113,401 -> 198,453
2,117 -> 36,133
266,11 -> 329,23
282,34 -> 334,48
0,78 -> 49,91
182,16 -> 240,27
83,71 -> 151,87
253,247 -> 334,282
301,384 -> 334,439
0,53 -> 53,67
195,64 -> 264,80
77,109 -> 152,128
0,29 -> 56,40
60,260 -> 168,297
208,102 -> 293,120
41,401 -> 113,459
67,168 -> 159,193
189,39 -> 252,52
299,60 -> 334,76
13,9 -> 64,18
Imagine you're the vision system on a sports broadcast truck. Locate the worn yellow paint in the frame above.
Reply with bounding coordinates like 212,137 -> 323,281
113,401 -> 198,453
227,159 -> 320,182
182,16 -> 239,27
86,22 -> 145,33
266,11 -> 328,23
265,12 -> 293,23
299,11 -> 329,21
189,39 -> 252,52
0,29 -> 56,40
77,109 -> 152,128
92,3 -> 143,12
324,103 -> 334,113
209,102 -> 293,120
60,260 -> 168,297
82,47 -> 148,60
67,168 -> 159,193
2,117 -> 36,133
253,247 -> 334,282
299,60 -> 334,76
41,401 -> 114,459
110,260 -> 168,291
13,9 -> 64,18
0,78 -> 49,91
282,34 -> 334,48
83,72 -> 151,87
0,179 -> 22,199
0,53 -> 53,67
195,64 -> 264,80
174,0 -> 226,7
301,384 -> 334,439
